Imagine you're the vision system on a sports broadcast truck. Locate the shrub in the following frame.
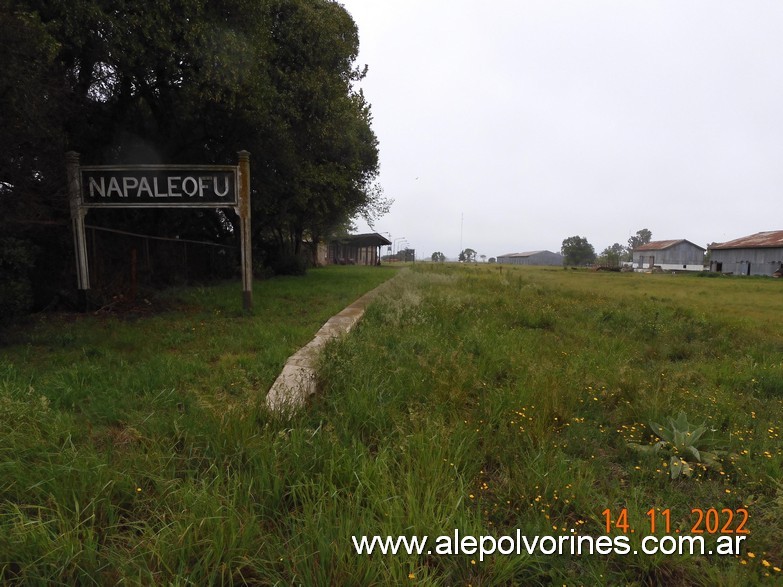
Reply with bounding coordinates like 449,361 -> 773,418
0,237 -> 37,323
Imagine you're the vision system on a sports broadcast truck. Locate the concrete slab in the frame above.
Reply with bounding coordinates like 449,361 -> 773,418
265,275 -> 396,414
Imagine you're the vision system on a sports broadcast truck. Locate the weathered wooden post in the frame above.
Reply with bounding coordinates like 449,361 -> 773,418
65,151 -> 90,310
237,150 -> 253,313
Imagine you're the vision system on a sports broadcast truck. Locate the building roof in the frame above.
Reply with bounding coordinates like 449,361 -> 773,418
633,239 -> 705,252
709,230 -> 783,250
329,232 -> 391,247
499,250 -> 559,258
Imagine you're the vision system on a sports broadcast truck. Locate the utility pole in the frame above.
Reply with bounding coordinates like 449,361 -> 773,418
460,212 -> 464,256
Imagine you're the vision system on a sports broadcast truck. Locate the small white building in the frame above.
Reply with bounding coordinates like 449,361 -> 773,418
632,240 -> 705,272
497,250 -> 564,266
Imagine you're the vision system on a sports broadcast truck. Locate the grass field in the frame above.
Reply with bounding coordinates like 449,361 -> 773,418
0,266 -> 397,584
2,263 -> 783,585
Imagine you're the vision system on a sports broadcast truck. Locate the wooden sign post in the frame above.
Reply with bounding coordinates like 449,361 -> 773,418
236,151 -> 253,312
66,151 -> 253,312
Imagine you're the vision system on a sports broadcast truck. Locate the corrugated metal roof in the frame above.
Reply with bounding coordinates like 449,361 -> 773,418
709,230 -> 783,250
634,240 -> 682,251
634,239 -> 705,252
330,233 -> 391,247
499,250 -> 555,258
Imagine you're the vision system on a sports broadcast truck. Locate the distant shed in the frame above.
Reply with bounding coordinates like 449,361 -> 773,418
497,250 -> 564,266
709,231 -> 783,276
322,233 -> 391,266
632,240 -> 705,272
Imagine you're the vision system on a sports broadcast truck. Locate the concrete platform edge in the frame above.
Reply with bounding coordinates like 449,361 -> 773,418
264,274 -> 398,414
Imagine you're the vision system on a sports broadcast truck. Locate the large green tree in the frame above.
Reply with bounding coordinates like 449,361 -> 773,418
1,2 -> 75,307
561,235 -> 596,266
256,0 -> 389,263
1,0 -> 386,304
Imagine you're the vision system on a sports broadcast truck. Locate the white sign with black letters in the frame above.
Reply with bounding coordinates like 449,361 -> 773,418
66,154 -> 253,311
80,166 -> 238,207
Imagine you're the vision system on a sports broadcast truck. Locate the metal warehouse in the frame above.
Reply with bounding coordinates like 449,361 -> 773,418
708,231 -> 783,276
632,239 -> 705,272
497,250 -> 564,266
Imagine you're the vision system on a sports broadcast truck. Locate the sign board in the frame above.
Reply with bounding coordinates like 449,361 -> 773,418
66,153 -> 253,312
80,166 -> 238,207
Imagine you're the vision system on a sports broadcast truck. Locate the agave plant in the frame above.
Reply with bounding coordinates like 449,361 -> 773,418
628,411 -> 723,479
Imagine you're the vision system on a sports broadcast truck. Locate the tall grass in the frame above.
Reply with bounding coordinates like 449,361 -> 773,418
313,265 -> 783,585
2,264 -> 782,584
0,266 -> 397,585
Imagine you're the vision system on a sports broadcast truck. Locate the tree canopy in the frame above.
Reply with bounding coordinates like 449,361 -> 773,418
628,229 -> 652,251
561,236 -> 596,266
598,243 -> 626,267
459,248 -> 477,263
1,0 -> 388,306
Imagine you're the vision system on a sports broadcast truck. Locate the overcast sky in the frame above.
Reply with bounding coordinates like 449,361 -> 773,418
338,0 -> 783,260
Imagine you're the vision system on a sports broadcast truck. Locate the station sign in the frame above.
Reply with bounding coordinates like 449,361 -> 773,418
80,166 -> 238,207
66,153 -> 253,311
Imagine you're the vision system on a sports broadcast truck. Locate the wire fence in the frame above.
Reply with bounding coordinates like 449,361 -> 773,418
85,225 -> 239,296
